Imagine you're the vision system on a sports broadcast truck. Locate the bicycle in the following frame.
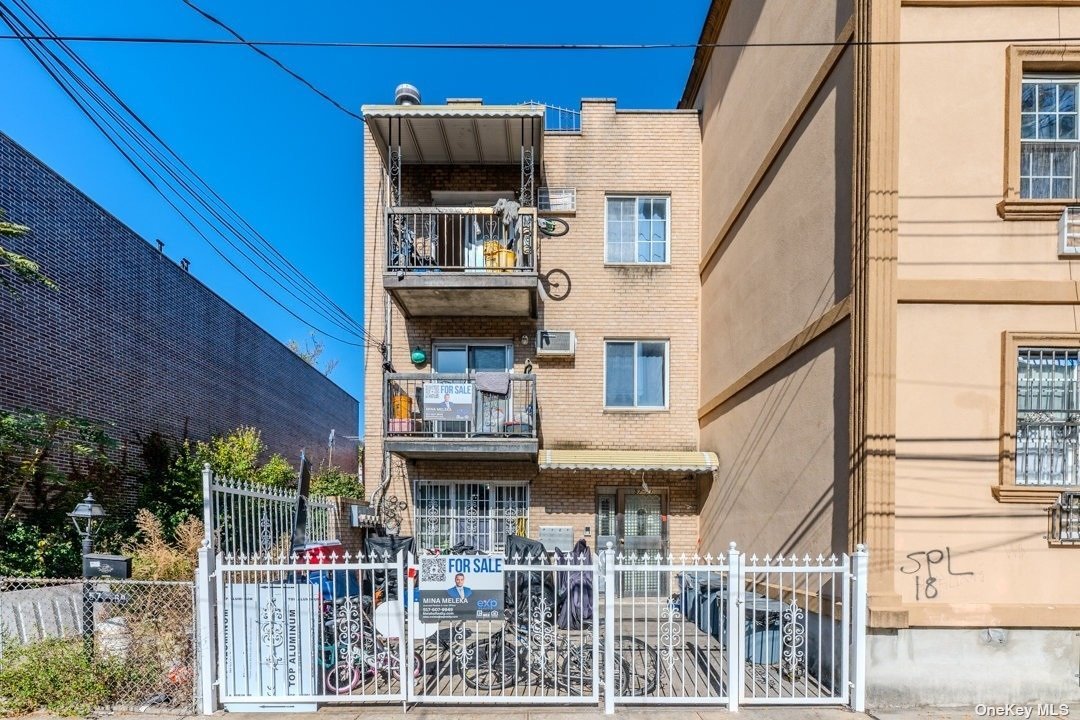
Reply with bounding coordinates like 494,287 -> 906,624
537,217 -> 569,237
321,595 -> 422,695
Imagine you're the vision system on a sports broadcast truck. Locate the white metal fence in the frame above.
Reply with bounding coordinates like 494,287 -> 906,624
202,466 -> 337,556
197,543 -> 868,714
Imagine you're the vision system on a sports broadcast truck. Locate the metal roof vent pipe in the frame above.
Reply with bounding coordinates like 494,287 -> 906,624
395,83 -> 421,106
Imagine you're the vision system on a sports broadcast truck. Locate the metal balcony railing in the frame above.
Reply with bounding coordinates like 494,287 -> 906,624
386,207 -> 537,274
384,373 -> 537,440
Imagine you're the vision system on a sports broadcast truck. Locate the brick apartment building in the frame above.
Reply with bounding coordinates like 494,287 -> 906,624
0,132 -> 359,498
361,94 -> 714,561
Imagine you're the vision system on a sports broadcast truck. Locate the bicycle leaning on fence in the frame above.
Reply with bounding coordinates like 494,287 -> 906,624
460,537 -> 659,697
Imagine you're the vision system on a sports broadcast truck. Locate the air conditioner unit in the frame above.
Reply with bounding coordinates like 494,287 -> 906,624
1059,206 -> 1080,254
536,330 -> 576,357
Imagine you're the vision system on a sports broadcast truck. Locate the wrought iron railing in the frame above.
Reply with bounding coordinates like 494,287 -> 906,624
525,100 -> 582,132
384,372 -> 537,440
386,207 -> 537,274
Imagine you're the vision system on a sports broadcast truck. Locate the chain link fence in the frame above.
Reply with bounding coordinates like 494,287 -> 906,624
0,577 -> 197,714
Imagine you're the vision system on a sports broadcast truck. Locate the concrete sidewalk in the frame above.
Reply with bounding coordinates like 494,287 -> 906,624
32,705 -> 985,720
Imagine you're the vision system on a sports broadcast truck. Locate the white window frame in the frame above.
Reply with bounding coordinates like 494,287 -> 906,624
413,481 -> 529,553
603,339 -> 670,410
604,195 -> 670,265
1020,74 -> 1080,200
430,340 -> 514,374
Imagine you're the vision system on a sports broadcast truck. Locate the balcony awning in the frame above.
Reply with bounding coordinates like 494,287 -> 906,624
363,104 -> 544,165
538,449 -> 719,473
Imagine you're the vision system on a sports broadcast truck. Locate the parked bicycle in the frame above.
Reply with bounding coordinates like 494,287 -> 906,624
320,593 -> 421,694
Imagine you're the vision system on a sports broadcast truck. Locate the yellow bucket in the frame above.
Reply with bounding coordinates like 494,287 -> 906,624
391,395 -> 412,419
484,243 -> 516,272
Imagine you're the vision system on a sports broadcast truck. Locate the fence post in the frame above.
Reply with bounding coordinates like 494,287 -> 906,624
725,541 -> 741,712
201,463 -> 213,547
603,542 -> 615,716
195,540 -> 218,714
397,548 -> 410,709
851,544 -> 869,712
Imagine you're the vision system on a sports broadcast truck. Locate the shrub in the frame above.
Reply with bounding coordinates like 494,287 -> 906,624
310,465 -> 363,500
0,520 -> 79,578
0,638 -> 126,716
256,453 -> 296,489
124,509 -> 203,581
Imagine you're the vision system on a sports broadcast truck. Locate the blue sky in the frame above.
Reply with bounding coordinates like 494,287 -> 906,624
1,0 -> 709,435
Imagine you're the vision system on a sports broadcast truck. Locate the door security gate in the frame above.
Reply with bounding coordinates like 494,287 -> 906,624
204,546 -> 867,714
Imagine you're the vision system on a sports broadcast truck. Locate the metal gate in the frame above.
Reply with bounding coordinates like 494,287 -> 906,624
214,552 -> 409,708
198,545 -> 867,714
407,553 -> 600,705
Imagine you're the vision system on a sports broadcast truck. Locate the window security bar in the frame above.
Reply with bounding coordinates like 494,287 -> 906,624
1048,491 -> 1080,546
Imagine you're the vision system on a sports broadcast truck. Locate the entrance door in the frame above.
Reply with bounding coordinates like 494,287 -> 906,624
595,488 -> 668,595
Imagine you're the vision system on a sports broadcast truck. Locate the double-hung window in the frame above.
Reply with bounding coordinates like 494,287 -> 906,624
604,340 -> 668,409
606,196 -> 669,263
1015,347 -> 1080,485
1020,76 -> 1080,199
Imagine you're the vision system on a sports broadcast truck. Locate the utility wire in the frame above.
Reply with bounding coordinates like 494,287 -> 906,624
180,0 -> 361,121
2,0 -> 378,347
3,33 -> 1080,49
0,3 -> 372,348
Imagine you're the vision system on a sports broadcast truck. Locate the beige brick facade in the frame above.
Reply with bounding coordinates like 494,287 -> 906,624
362,98 -> 704,556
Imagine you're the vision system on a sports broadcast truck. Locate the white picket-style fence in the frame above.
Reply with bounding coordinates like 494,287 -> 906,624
193,542 -> 868,715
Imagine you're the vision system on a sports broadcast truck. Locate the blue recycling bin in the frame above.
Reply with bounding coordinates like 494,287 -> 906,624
744,595 -> 787,665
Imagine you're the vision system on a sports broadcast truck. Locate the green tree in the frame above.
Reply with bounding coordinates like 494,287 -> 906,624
287,331 -> 338,377
0,209 -> 57,292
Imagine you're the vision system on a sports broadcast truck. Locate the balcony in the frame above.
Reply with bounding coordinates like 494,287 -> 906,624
384,207 -> 538,317
383,373 -> 538,460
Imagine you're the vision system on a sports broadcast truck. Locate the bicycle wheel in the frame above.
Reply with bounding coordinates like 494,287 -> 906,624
555,642 -> 629,694
611,635 -> 659,696
324,662 -> 363,694
462,636 -> 523,691
538,217 -> 569,237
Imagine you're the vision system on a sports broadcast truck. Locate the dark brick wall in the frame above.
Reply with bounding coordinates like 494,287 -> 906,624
0,132 -> 359,501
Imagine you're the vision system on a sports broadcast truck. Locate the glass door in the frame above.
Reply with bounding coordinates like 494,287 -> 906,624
607,488 -> 668,595
432,343 -> 512,436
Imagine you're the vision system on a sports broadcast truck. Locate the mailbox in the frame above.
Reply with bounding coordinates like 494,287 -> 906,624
83,553 -> 131,579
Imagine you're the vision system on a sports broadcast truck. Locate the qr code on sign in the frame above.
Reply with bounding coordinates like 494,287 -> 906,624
421,557 -> 445,583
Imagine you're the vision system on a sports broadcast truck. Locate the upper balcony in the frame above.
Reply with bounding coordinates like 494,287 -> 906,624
383,373 -> 538,460
364,100 -> 545,317
385,206 -> 537,316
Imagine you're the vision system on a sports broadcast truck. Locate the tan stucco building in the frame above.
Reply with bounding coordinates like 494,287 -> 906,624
686,0 -> 1080,706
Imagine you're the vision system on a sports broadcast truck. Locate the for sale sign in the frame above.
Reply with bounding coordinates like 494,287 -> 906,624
418,555 -> 504,622
422,382 -> 473,422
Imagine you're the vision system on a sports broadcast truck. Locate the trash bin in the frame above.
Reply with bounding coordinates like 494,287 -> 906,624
743,594 -> 786,665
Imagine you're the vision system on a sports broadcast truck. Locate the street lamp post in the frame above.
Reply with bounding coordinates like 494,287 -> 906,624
69,493 -> 106,658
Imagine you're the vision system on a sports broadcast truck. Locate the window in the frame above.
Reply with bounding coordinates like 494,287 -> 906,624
606,196 -> 669,263
1020,77 -> 1080,199
1000,46 -> 1080,218
414,482 -> 528,553
998,333 -> 1080,503
1015,347 -> 1080,485
604,340 -> 668,409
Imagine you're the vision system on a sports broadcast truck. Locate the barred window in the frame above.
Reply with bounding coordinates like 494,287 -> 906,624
1016,348 -> 1080,485
1020,77 -> 1080,199
415,482 -> 528,553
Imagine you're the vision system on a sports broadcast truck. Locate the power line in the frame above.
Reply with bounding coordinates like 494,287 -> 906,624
1,4 -> 371,348
4,33 -> 1080,49
180,0 -> 361,121
1,0 -> 379,349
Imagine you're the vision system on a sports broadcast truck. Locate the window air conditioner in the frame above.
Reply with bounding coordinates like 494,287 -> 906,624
536,330 -> 576,357
1059,206 -> 1080,255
